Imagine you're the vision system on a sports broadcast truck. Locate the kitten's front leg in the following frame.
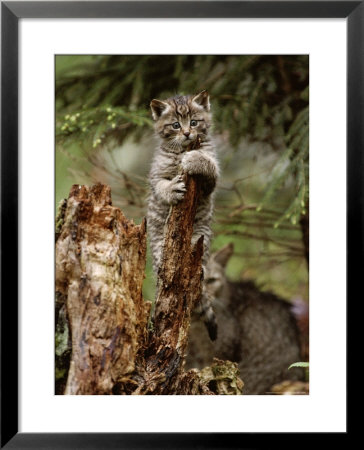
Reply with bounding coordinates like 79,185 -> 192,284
181,150 -> 218,195
155,175 -> 186,205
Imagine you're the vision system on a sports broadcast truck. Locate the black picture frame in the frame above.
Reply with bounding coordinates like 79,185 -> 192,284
1,1 -> 357,448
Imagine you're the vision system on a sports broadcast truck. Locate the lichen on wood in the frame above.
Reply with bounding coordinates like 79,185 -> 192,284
180,359 -> 244,395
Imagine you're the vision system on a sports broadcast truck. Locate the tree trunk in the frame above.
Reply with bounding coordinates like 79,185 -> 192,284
133,174 -> 205,394
55,182 -> 243,395
55,184 -> 149,394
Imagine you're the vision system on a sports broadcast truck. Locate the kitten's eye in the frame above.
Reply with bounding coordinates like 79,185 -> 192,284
172,122 -> 181,129
206,278 -> 218,284
190,120 -> 198,127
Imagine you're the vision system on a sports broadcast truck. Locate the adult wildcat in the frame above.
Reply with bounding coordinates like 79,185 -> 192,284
186,244 -> 305,393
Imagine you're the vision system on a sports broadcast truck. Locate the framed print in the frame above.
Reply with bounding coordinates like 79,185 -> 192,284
1,1 -> 358,447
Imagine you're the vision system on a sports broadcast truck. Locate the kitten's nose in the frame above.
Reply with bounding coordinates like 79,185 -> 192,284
184,131 -> 190,138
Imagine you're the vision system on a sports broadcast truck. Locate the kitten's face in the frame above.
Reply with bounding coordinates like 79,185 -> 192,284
150,91 -> 211,150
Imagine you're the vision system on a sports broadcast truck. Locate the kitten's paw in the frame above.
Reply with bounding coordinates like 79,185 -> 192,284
181,150 -> 200,175
181,150 -> 204,175
168,175 -> 186,204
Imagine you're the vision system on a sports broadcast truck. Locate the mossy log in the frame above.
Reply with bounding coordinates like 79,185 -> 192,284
55,182 -> 243,395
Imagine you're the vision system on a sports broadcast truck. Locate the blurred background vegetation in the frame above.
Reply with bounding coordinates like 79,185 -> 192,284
56,55 -> 309,304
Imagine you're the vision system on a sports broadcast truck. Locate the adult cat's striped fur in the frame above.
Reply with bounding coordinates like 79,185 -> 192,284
186,244 -> 304,394
147,91 -> 219,340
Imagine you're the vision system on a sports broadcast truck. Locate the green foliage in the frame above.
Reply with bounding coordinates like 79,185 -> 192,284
289,361 -> 309,381
288,362 -> 309,370
56,55 -> 308,151
56,105 -> 153,152
56,55 -> 309,229
258,105 -> 309,227
56,55 -> 309,301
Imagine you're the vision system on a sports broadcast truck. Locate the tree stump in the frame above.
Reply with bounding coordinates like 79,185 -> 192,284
55,182 -> 243,395
55,184 -> 149,394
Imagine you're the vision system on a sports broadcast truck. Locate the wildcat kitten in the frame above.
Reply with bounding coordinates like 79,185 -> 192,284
147,91 -> 219,340
186,244 -> 305,394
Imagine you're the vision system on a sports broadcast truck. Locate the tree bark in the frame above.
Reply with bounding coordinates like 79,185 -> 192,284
55,182 -> 243,395
55,184 -> 149,395
133,174 -> 205,394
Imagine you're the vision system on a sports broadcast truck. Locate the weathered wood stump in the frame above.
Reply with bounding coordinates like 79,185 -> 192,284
55,184 -> 149,394
55,182 -> 243,395
134,174 -> 205,394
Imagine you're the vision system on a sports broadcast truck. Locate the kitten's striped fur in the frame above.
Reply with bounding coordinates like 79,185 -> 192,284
147,91 -> 219,340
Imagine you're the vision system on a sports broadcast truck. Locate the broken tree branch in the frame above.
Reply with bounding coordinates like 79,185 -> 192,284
136,174 -> 205,394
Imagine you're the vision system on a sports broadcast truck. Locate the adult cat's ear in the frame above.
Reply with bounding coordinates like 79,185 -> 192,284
192,90 -> 210,111
214,243 -> 234,267
150,99 -> 169,120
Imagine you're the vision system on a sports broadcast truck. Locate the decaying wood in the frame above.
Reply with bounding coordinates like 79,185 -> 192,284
134,174 -> 205,394
55,181 -> 244,395
55,184 -> 149,394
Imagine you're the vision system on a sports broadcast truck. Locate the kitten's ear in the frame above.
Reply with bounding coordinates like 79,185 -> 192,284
214,243 -> 234,267
192,90 -> 210,111
150,99 -> 169,120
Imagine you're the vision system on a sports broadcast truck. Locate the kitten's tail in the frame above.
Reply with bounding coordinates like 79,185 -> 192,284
200,292 -> 218,341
